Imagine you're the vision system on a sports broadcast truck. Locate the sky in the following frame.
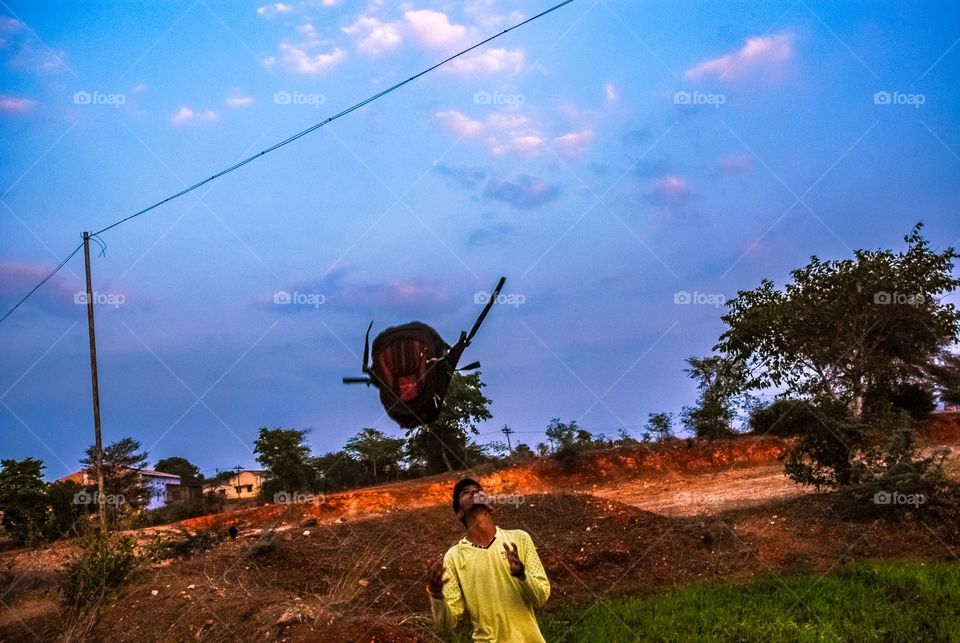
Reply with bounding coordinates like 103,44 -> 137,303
1,0 -> 958,481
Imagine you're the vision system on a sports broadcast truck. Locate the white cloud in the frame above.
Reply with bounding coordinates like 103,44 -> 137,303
435,108 -> 563,157
648,175 -> 692,204
279,43 -> 346,74
342,16 -> 402,55
0,95 -> 36,113
553,129 -> 595,158
170,106 -> 218,125
435,110 -> 484,137
445,48 -> 524,75
257,3 -> 294,17
604,83 -> 618,101
717,152 -> 751,173
404,9 -> 468,50
685,33 -> 794,82
226,94 -> 254,107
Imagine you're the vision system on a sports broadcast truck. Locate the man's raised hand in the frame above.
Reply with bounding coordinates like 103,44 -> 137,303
503,542 -> 525,580
427,556 -> 447,598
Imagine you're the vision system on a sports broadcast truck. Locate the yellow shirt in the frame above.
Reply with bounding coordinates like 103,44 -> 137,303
430,526 -> 550,642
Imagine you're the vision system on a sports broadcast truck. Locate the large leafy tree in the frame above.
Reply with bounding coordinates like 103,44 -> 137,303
344,427 -> 406,484
253,427 -> 315,493
81,437 -> 150,517
716,224 -> 960,419
0,458 -> 51,545
154,456 -> 202,485
406,372 -> 492,473
714,225 -> 959,488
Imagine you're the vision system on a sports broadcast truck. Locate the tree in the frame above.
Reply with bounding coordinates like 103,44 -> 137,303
154,457 -> 202,485
81,437 -> 149,519
716,224 -> 960,420
0,458 -> 51,545
681,356 -> 745,438
405,372 -> 492,473
545,418 -> 577,451
311,451 -> 367,492
344,428 -> 406,484
715,225 -> 960,487
645,412 -> 674,442
513,443 -> 535,460
253,427 -> 314,494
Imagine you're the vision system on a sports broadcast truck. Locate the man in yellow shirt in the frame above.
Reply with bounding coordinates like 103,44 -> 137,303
426,478 -> 550,642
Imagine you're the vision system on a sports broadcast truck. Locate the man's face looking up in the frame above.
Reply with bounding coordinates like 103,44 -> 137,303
459,484 -> 489,514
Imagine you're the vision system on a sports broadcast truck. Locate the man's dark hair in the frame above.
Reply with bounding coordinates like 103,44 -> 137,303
452,477 -> 482,513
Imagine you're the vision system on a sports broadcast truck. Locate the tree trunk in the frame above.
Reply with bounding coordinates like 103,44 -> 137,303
440,447 -> 454,472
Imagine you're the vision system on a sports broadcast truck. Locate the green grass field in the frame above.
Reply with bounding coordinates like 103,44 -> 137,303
533,561 -> 960,642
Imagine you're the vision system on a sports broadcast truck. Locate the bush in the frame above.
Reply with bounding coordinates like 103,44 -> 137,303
60,534 -> 140,609
749,399 -> 822,437
145,527 -> 223,561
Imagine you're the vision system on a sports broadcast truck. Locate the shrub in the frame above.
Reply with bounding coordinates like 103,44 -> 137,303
60,534 -> 140,609
145,527 -> 222,561
749,399 -> 822,437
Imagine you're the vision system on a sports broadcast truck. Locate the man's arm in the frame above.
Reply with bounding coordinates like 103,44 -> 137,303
427,554 -> 465,631
507,531 -> 550,609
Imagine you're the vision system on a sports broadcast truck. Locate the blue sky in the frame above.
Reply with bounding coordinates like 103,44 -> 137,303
1,0 -> 958,480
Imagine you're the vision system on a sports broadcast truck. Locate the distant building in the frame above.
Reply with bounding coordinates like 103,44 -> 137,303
57,468 -> 182,510
204,470 -> 269,500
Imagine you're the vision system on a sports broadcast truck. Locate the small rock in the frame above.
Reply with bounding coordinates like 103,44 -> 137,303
303,530 -> 311,536
150,590 -> 159,596
187,584 -> 195,590
358,579 -> 369,587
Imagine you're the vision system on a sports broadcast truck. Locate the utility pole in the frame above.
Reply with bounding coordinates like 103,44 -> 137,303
501,425 -> 514,453
82,231 -> 107,533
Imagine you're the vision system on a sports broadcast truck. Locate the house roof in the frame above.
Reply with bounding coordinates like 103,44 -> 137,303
56,468 -> 181,484
138,469 -> 181,479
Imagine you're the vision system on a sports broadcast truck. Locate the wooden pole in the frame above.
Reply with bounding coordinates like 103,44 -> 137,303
82,231 -> 107,533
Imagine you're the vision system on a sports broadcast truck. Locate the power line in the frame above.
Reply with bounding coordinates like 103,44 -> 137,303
0,0 -> 575,325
